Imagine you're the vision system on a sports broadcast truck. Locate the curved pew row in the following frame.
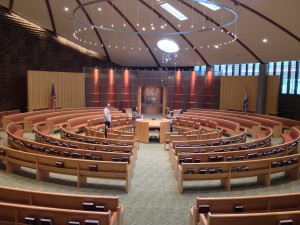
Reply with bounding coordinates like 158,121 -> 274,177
0,202 -> 118,225
23,108 -> 117,133
0,145 -> 133,193
35,124 -> 136,152
190,192 -> 300,225
177,149 -> 300,193
2,107 -> 106,131
191,108 -> 300,130
6,123 -> 137,170
199,210 -> 300,225
0,185 -> 123,225
170,127 -> 273,169
169,128 -> 248,162
187,109 -> 299,137
174,115 -> 241,136
173,127 -> 299,180
181,111 -> 262,137
7,123 -> 136,159
45,110 -> 122,134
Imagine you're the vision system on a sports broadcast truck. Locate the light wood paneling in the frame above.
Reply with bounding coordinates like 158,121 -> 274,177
27,71 -> 85,111
266,76 -> 280,115
220,76 -> 258,112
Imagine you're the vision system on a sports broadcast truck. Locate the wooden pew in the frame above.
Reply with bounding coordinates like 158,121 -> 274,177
198,210 -> 300,225
23,108 -> 105,132
190,192 -> 300,225
0,185 -> 124,225
177,153 -> 300,193
0,146 -> 133,193
0,201 -> 117,225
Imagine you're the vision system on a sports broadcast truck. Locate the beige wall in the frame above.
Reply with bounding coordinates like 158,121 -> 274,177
220,76 -> 258,112
266,76 -> 280,115
27,71 -> 85,111
220,76 -> 279,114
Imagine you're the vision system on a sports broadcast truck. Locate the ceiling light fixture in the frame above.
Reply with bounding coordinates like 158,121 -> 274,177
73,0 -> 238,36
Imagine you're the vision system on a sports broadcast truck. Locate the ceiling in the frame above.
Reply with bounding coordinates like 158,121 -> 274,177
1,0 -> 300,67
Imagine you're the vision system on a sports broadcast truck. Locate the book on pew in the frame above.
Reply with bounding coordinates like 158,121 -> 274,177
69,221 -> 81,225
199,169 -> 206,174
25,217 -> 36,225
194,158 -> 201,163
56,161 -> 64,168
89,164 -> 97,171
40,219 -> 52,225
83,202 -> 95,211
95,205 -> 106,212
233,205 -> 244,212
278,219 -> 294,225
85,219 -> 100,225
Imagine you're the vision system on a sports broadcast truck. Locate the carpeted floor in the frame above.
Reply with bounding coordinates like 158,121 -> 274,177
0,129 -> 299,225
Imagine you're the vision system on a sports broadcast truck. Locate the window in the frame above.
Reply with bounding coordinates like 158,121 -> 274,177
289,61 -> 296,94
281,61 -> 289,94
254,63 -> 260,76
227,64 -> 233,76
160,3 -> 188,21
268,62 -> 274,75
247,63 -> 254,76
233,64 -> 239,76
220,65 -> 226,76
214,65 -> 220,76
240,64 -> 246,76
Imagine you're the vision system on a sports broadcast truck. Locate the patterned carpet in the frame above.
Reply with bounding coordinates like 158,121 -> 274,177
0,131 -> 299,225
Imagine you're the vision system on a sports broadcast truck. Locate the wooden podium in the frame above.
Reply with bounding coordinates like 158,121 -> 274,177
135,119 -> 170,143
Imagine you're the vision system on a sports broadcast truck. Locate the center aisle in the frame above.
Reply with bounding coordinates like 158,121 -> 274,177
122,142 -> 194,225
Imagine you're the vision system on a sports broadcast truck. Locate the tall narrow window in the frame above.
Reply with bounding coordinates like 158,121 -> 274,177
240,64 -> 246,76
289,61 -> 296,94
275,62 -> 282,75
268,62 -> 274,75
297,61 -> 300,95
247,63 -> 254,76
227,64 -> 233,76
254,63 -> 260,76
214,65 -> 220,76
233,64 -> 239,76
220,65 -> 226,76
281,61 -> 289,94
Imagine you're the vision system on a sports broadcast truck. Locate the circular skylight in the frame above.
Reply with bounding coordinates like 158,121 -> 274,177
157,40 -> 179,53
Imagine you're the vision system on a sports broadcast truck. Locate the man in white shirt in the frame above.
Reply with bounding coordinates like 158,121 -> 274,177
104,103 -> 111,138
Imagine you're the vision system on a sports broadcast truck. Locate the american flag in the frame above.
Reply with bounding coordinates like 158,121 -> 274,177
51,83 -> 57,109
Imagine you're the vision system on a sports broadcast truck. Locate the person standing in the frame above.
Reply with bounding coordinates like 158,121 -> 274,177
132,106 -> 140,131
104,103 -> 111,138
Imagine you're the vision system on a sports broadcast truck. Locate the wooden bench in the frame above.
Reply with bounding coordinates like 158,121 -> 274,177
23,108 -> 106,132
0,146 -> 133,192
173,140 -> 298,179
190,192 -> 300,225
177,153 -> 300,193
0,185 -> 123,225
45,111 -> 103,133
0,201 -> 118,225
198,210 -> 300,225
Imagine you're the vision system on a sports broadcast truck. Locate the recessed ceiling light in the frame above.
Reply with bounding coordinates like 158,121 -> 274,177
98,8 -> 102,11
157,40 -> 179,53
64,7 -> 69,12
262,38 -> 268,43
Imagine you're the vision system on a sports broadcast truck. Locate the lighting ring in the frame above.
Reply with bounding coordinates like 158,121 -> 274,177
73,0 -> 238,36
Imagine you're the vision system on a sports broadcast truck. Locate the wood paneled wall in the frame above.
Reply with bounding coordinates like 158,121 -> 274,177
266,76 -> 280,115
220,76 -> 279,114
220,76 -> 258,112
27,71 -> 85,111
0,6 -> 114,112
